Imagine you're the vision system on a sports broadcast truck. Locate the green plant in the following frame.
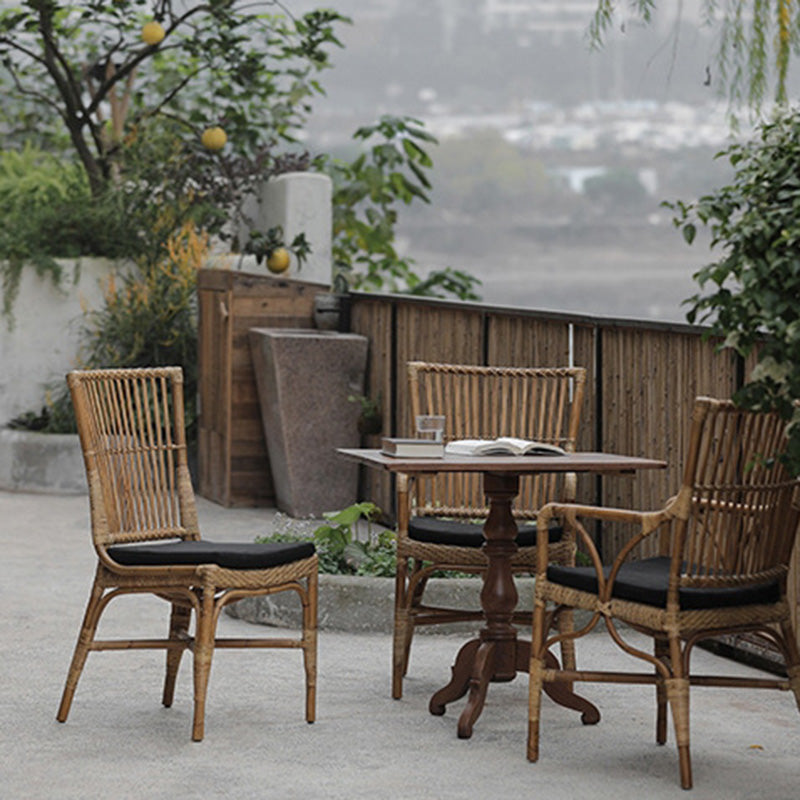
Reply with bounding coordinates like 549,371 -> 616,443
257,502 -> 394,576
78,222 -> 209,438
348,393 -> 383,436
6,390 -> 75,433
666,108 -> 800,475
0,3 -> 347,320
317,114 -> 481,300
0,145 -> 154,324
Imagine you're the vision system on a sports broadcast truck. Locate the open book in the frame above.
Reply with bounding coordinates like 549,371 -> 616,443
444,436 -> 566,457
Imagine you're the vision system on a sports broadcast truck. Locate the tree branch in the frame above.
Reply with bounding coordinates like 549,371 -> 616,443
85,3 -> 212,118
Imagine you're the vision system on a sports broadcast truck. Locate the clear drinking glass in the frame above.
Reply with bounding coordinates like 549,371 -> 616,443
416,415 -> 445,442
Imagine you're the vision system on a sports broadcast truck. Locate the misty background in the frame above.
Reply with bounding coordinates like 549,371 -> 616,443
293,0 -> 745,323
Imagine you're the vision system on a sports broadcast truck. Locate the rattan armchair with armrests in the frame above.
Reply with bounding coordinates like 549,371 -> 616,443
527,397 -> 800,789
57,367 -> 318,741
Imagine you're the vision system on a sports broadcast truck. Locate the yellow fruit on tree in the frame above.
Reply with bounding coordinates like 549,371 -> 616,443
201,126 -> 227,151
141,21 -> 165,46
266,247 -> 291,274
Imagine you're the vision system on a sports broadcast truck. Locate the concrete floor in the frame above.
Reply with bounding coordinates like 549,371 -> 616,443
2,490 -> 799,799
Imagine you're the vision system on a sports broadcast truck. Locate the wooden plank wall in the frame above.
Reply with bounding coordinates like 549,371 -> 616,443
597,325 -> 740,558
348,295 -> 750,546
197,269 -> 325,506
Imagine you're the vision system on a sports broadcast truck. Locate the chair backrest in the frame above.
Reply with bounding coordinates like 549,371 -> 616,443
670,397 -> 800,590
407,362 -> 586,520
67,367 -> 199,549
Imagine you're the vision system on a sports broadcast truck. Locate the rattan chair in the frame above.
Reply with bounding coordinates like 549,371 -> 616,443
393,362 -> 586,698
527,397 -> 800,789
57,367 -> 318,741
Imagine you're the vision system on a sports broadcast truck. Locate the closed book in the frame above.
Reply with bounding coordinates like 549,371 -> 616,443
381,438 -> 445,458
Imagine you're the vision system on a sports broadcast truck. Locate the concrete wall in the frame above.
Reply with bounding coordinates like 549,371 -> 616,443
0,258 -> 112,425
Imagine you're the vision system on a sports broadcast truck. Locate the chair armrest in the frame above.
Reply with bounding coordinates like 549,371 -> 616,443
535,501 -> 674,577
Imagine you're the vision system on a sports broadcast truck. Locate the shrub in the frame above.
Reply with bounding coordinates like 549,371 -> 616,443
668,108 -> 800,474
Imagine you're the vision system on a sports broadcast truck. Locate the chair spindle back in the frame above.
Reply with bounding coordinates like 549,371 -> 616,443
675,398 -> 800,589
68,367 -> 198,547
407,362 -> 586,520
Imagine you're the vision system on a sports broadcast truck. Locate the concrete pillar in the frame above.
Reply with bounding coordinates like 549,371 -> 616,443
243,171 -> 333,285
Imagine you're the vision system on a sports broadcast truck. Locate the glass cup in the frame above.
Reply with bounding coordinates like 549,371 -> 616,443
416,415 -> 445,442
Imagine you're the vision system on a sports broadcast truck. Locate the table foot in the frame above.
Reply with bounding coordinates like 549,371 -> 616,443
457,642 -> 496,739
542,650 -> 601,725
429,639 -> 480,716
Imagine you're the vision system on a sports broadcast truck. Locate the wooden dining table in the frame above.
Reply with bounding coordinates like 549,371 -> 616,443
337,448 -> 667,738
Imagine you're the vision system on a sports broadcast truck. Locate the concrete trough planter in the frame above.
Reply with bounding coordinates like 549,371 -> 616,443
227,574 -> 536,634
0,428 -> 86,494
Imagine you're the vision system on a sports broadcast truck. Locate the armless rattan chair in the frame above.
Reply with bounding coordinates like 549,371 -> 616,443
57,367 -> 318,741
527,397 -> 800,789
393,362 -> 586,698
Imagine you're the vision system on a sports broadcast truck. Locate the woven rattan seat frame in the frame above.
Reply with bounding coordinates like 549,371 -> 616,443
527,397 -> 800,789
392,361 -> 586,698
56,367 -> 318,741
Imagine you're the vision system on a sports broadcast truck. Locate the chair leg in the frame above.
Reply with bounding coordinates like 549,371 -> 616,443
392,555 -> 408,699
404,562 -> 430,669
654,637 -> 669,745
556,608 -> 576,673
392,556 -> 426,700
303,571 -> 318,724
162,603 -> 192,708
666,633 -> 692,790
57,577 -> 105,723
527,598 -> 548,762
779,619 -> 800,714
191,587 -> 216,742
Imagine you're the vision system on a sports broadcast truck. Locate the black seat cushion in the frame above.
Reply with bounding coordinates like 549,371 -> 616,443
547,556 -> 781,610
107,539 -> 315,570
408,517 -> 563,548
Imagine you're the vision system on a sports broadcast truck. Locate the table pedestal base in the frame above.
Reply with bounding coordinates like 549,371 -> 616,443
429,637 -> 600,738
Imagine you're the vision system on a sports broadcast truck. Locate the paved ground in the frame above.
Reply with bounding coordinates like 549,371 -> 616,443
2,490 -> 799,799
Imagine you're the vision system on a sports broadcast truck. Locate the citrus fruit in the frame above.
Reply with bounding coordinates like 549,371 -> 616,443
141,21 -> 165,46
201,126 -> 227,151
266,247 -> 291,274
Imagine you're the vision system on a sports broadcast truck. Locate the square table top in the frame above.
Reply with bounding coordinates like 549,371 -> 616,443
337,448 -> 667,475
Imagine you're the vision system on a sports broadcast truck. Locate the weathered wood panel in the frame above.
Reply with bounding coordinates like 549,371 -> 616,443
597,325 -> 740,559
350,297 -> 395,515
197,269 -> 324,506
394,302 -> 485,440
486,313 -> 571,368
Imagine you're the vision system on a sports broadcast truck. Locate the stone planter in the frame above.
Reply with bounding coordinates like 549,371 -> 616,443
249,327 -> 368,517
0,428 -> 86,494
227,574 -> 536,634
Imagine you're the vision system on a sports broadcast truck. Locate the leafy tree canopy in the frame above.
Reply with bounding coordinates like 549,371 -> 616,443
0,1 -> 346,197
